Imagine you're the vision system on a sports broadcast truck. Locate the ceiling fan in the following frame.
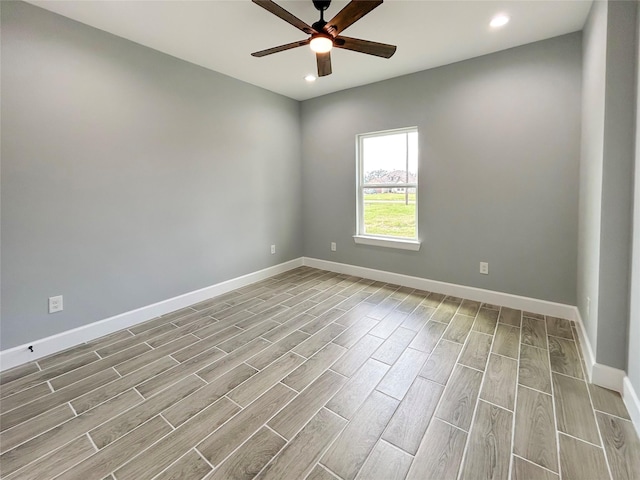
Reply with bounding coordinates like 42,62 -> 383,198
251,0 -> 397,77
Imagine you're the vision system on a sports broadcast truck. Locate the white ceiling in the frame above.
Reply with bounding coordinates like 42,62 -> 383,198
28,0 -> 592,101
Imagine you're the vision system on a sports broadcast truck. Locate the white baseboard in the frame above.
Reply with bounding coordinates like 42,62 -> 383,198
623,377 -> 640,438
572,307 -> 627,393
572,307 -> 598,383
303,257 -> 576,320
0,258 -> 303,372
592,364 -> 627,392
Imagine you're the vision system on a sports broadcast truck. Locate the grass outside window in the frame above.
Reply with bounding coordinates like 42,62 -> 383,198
363,193 -> 416,238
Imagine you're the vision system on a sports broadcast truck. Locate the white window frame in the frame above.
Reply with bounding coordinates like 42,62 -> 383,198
354,126 -> 420,251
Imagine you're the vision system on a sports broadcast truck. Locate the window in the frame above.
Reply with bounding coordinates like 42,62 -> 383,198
355,127 -> 419,250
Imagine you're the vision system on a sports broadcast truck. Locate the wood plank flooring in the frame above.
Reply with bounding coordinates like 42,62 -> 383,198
1,266 -> 639,479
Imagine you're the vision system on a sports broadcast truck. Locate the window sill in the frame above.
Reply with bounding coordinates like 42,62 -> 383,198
353,235 -> 421,251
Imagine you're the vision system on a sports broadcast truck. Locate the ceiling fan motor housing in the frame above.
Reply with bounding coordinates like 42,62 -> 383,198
312,0 -> 331,12
312,20 -> 329,32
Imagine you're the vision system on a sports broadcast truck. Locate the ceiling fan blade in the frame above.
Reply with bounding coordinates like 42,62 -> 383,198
317,51 -> 332,77
252,39 -> 310,57
334,36 -> 396,58
324,0 -> 383,36
252,0 -> 316,35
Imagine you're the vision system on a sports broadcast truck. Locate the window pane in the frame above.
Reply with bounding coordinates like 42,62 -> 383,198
362,133 -> 410,184
363,189 -> 416,238
357,127 -> 418,241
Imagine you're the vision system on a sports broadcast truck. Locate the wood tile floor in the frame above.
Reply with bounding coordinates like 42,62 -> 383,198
1,266 -> 639,480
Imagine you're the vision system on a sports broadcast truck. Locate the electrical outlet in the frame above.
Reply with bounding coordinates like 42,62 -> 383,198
479,262 -> 489,275
270,244 -> 276,255
49,295 -> 63,313
331,242 -> 337,252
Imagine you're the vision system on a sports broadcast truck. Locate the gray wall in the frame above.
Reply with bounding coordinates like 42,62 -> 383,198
577,0 -> 607,357
596,0 -> 636,370
577,0 -> 637,371
1,2 -> 302,349
301,34 -> 582,305
629,3 -> 640,400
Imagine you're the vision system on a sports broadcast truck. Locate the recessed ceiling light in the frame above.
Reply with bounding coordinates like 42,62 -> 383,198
304,74 -> 317,82
490,14 -> 510,28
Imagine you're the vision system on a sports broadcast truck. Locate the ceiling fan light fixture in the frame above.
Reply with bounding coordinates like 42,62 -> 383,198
310,34 -> 333,53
